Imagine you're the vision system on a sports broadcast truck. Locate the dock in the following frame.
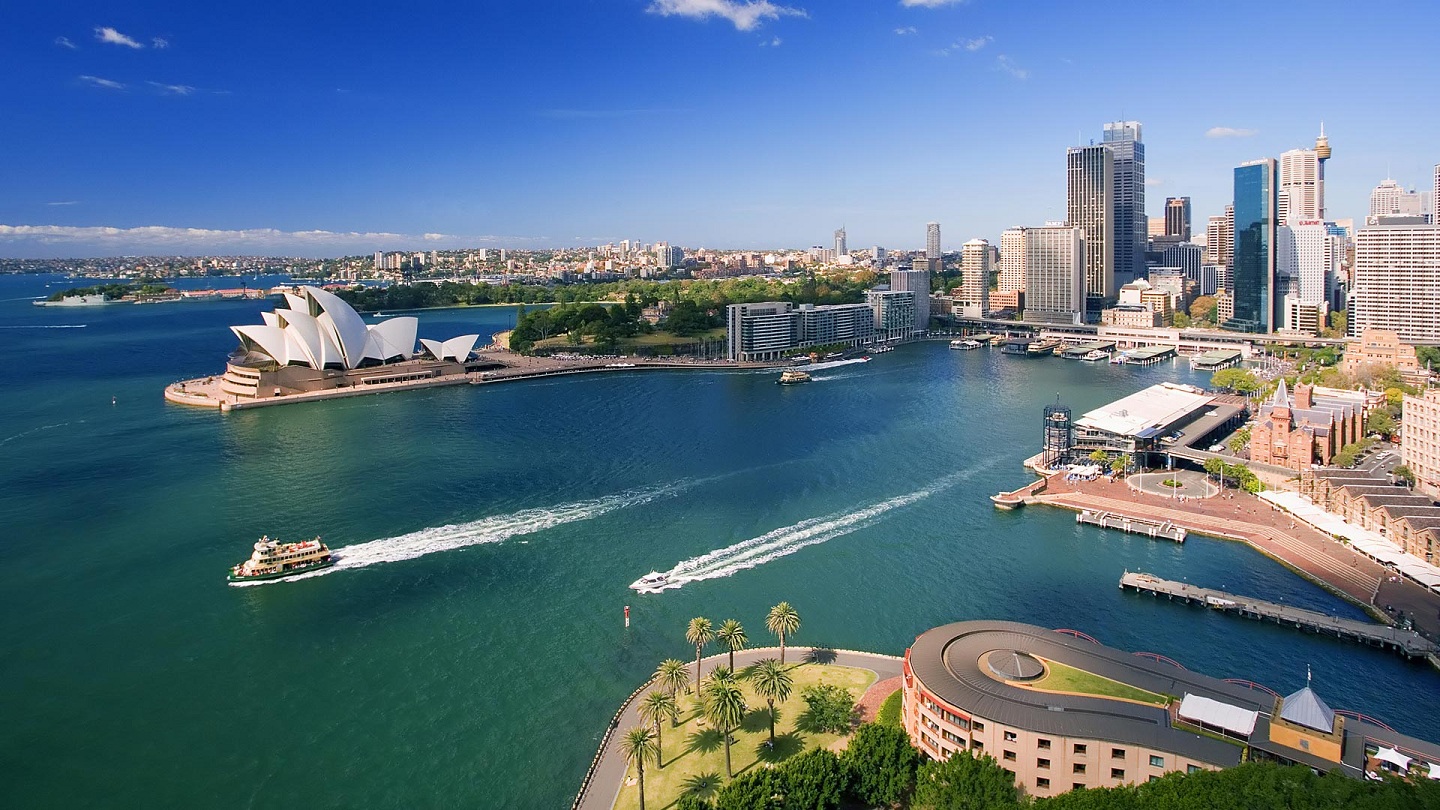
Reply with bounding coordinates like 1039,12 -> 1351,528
1079,510 -> 1186,542
1060,341 -> 1117,359
1119,572 -> 1439,660
1190,349 -> 1243,371
1119,345 -> 1176,365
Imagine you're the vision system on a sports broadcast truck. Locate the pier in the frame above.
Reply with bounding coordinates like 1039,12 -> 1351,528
1119,572 -> 1439,660
1079,510 -> 1186,542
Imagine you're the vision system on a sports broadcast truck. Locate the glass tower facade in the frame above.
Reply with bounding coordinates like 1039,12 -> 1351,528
1228,159 -> 1277,333
1103,122 -> 1145,287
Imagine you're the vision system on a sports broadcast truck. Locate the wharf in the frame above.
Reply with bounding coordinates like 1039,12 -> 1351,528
1060,341 -> 1117,359
1120,345 -> 1176,365
1079,509 -> 1186,542
1119,572 -> 1439,660
1190,349 -> 1243,371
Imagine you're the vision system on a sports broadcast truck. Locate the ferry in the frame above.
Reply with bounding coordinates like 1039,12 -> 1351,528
228,536 -> 334,583
630,571 -> 679,594
1081,349 -> 1110,362
950,339 -> 982,350
778,369 -> 813,385
1026,339 -> 1061,357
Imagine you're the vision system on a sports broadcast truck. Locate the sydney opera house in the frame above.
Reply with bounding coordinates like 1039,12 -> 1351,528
172,286 -> 487,408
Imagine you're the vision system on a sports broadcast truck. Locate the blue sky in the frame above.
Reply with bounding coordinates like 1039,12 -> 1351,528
3,0 -> 1438,258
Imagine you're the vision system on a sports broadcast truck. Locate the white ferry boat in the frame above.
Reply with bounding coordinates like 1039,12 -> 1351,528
778,369 -> 812,385
228,536 -> 334,583
950,339 -> 982,350
1081,349 -> 1110,362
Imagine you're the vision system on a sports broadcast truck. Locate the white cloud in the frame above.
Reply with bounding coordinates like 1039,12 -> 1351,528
147,81 -> 195,95
55,36 -> 77,49
151,37 -> 169,49
95,26 -> 144,49
1206,126 -> 1257,139
894,26 -> 917,35
79,75 -> 125,90
1145,178 -> 1163,187
995,55 -> 1028,79
47,201 -> 80,206
0,224 -> 550,258
646,0 -> 807,32
760,36 -> 782,46
900,0 -> 969,7
960,35 -> 991,51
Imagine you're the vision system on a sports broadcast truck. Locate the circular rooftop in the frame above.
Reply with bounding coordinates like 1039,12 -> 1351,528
983,649 -> 1045,682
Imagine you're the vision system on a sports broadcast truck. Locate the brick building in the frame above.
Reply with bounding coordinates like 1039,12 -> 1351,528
1250,381 -> 1363,471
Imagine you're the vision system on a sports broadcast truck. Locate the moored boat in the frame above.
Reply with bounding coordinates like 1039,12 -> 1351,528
228,535 -> 334,583
1081,349 -> 1110,362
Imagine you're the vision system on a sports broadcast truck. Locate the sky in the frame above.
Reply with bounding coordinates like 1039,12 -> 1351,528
3,0 -> 1439,259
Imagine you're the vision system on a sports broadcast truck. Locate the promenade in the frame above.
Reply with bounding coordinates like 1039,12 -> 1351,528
573,646 -> 903,810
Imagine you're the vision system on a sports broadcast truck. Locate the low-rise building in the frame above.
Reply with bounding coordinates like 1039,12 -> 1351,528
1403,388 -> 1440,501
1249,381 -> 1364,471
1343,329 -> 1424,382
724,301 -> 876,361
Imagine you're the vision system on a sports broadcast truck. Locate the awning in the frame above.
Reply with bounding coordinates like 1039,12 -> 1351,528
1177,693 -> 1258,737
1428,762 -> 1440,780
1374,747 -> 1412,770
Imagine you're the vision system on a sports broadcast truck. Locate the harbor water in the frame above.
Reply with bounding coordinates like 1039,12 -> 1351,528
2,273 -> 1438,808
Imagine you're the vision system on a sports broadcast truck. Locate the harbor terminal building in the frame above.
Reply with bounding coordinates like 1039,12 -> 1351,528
1047,382 -> 1247,469
902,621 -> 1440,799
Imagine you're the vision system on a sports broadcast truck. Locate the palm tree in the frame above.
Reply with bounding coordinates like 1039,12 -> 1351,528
747,657 -> 793,744
685,617 -> 715,691
655,658 -> 691,700
703,679 -> 748,778
620,726 -> 658,810
766,602 -> 801,665
638,691 -> 679,764
716,619 -> 747,672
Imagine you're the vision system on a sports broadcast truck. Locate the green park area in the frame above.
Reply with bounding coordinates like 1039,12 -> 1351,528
614,662 -> 875,810
1025,659 -> 1169,706
533,326 -> 726,354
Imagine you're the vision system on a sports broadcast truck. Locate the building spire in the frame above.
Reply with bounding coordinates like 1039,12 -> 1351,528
1273,378 -> 1291,408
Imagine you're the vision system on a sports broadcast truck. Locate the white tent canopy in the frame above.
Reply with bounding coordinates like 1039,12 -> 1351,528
1374,746 -> 1412,770
1178,693 -> 1258,737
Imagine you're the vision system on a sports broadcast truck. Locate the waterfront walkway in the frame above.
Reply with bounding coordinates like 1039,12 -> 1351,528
573,646 -> 903,810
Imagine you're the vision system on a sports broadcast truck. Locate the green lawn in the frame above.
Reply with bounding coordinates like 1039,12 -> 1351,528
1024,659 -> 1170,706
533,327 -> 725,352
614,662 -> 876,810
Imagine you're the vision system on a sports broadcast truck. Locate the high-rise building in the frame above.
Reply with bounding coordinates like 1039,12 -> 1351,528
998,227 -> 1026,293
1279,147 -> 1322,224
1147,217 -> 1166,238
834,227 -> 848,258
1066,143 -> 1115,306
1314,123 -> 1332,219
958,238 -> 991,318
1369,179 -> 1422,224
1350,224 -> 1440,342
1277,223 -> 1336,334
1023,225 -> 1086,325
1103,121 -> 1145,288
373,251 -> 384,269
926,222 -> 941,260
1204,216 -> 1223,265
1164,197 -> 1192,241
1433,164 -> 1440,225
1222,204 -> 1234,269
1227,158 -> 1278,333
867,290 -> 917,341
891,266 -> 931,332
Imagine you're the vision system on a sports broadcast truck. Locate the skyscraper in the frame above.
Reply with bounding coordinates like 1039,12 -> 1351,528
834,227 -> 848,258
959,238 -> 991,317
1279,147 -> 1322,224
1277,223 -> 1336,333
998,227 -> 1027,293
1205,216 -> 1224,265
926,222 -> 941,260
1369,178 -> 1422,224
1103,121 -> 1145,287
1228,158 -> 1278,333
1351,224 -> 1440,342
1023,225 -> 1086,326
1066,143 -> 1115,306
1164,197 -> 1192,241
890,266 -> 931,333
1314,124 -> 1332,220
1433,164 -> 1440,225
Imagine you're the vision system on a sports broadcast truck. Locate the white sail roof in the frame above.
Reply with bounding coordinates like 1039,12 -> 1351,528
229,287 -> 440,370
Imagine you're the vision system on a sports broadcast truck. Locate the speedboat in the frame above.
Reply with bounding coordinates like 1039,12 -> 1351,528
630,571 -> 676,593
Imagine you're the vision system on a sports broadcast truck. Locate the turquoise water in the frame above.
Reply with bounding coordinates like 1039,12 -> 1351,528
2,273 -> 1438,808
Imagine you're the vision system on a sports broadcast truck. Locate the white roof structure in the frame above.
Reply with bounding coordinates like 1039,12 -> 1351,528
420,335 -> 481,363
1280,685 -> 1336,733
1374,746 -> 1412,770
231,286 -> 419,370
1075,383 -> 1215,439
1177,693 -> 1259,737
1261,490 -> 1440,591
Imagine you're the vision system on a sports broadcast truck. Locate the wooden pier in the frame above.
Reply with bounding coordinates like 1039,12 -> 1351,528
1119,572 -> 1439,660
1079,510 -> 1186,542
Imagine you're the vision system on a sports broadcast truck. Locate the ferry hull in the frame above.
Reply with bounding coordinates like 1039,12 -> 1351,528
227,557 -> 335,583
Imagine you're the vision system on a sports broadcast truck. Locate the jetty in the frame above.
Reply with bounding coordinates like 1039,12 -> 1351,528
1079,510 -> 1186,542
1119,572 -> 1439,660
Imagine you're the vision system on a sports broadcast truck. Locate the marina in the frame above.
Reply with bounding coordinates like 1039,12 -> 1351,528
1078,509 -> 1187,542
1119,572 -> 1440,662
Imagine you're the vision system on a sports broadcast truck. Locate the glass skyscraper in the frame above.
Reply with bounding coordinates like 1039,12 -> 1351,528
1228,159 -> 1278,333
1102,121 -> 1145,287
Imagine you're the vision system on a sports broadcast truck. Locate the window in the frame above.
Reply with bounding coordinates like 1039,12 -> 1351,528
1112,748 -> 1126,760
973,740 -> 984,752
1004,731 -> 1017,742
973,721 -> 985,732
1003,750 -> 1016,762
1148,776 -> 1160,783
1111,768 -> 1125,780
1073,763 -> 1086,774
1038,758 -> 1050,770
1187,765 -> 1202,774
1073,783 -> 1086,791
1149,755 -> 1165,768
1038,738 -> 1052,750
1074,743 -> 1088,756
1037,777 -> 1051,789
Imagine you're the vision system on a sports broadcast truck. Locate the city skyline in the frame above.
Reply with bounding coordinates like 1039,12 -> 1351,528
4,0 -> 1439,258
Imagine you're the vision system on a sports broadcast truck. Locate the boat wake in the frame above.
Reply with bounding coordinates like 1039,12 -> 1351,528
0,324 -> 88,329
641,462 -> 996,592
0,421 -> 77,447
229,480 -> 694,587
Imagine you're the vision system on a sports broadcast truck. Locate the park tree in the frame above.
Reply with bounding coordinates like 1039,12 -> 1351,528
716,619 -> 747,672
779,748 -> 847,810
1210,368 -> 1261,394
656,658 -> 691,698
766,602 -> 801,664
912,750 -> 1021,810
843,723 -> 920,808
638,690 -> 679,764
799,683 -> 855,734
686,617 -> 715,692
620,726 -> 658,810
702,679 -> 747,778
1109,454 -> 1128,476
1189,295 -> 1217,324
676,794 -> 713,810
1089,449 -> 1110,464
1367,410 -> 1396,438
746,658 -> 793,744
713,768 -> 784,810
1394,465 -> 1417,488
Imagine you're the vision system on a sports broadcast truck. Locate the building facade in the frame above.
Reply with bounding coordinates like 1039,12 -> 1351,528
1277,222 -> 1336,334
1228,159 -> 1278,332
926,222 -> 941,260
958,238 -> 992,317
724,301 -> 876,361
998,227 -> 1027,293
868,290 -> 917,342
1164,197 -> 1191,240
1249,381 -> 1363,471
1403,389 -> 1440,501
891,267 -> 932,332
1023,225 -> 1086,325
1350,224 -> 1440,342
1103,121 -> 1146,287
1067,144 -> 1116,307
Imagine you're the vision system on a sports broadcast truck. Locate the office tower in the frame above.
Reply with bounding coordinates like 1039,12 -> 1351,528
1369,179 -> 1422,224
1164,197 -> 1192,240
1103,121 -> 1145,286
1433,164 -> 1440,225
998,227 -> 1026,293
959,238 -> 991,317
926,222 -> 941,260
872,246 -> 886,265
1279,147 -> 1322,224
891,266 -> 931,332
1228,158 -> 1278,332
834,227 -> 848,258
1148,217 -> 1166,238
1023,225 -> 1086,325
1277,223 -> 1336,333
1066,143 -> 1115,305
1204,216 -> 1223,265
1351,224 -> 1440,342
868,290 -> 917,341
1221,205 -> 1235,268
1161,243 -> 1202,280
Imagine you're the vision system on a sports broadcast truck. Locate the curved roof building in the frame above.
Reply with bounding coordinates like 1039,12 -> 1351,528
231,286 -> 422,370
